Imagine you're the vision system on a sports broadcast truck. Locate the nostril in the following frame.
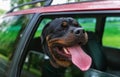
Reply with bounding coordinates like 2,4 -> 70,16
73,28 -> 83,35
75,30 -> 81,35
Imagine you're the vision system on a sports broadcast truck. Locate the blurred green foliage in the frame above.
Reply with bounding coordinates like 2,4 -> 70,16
0,9 -> 5,15
10,0 -> 44,10
103,21 -> 120,48
11,0 -> 31,7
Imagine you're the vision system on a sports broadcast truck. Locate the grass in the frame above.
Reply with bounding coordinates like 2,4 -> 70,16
103,21 -> 120,49
103,36 -> 120,48
80,22 -> 96,32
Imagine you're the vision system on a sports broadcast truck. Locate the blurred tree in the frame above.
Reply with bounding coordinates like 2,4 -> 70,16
0,9 -> 5,15
10,0 -> 44,10
11,0 -> 31,7
10,0 -> 94,10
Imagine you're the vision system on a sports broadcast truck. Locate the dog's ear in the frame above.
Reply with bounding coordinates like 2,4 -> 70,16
41,22 -> 50,44
40,22 -> 54,60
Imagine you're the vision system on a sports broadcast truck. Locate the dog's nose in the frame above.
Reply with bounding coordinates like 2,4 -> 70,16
73,28 -> 84,36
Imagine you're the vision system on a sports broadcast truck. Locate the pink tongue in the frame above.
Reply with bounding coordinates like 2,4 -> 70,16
67,45 -> 92,71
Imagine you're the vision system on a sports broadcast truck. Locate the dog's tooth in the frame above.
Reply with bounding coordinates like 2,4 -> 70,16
63,48 -> 69,54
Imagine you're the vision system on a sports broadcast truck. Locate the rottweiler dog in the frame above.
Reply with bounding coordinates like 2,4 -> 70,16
41,17 -> 92,77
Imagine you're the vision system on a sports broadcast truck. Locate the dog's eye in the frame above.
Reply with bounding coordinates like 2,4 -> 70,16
61,21 -> 68,28
73,22 -> 79,27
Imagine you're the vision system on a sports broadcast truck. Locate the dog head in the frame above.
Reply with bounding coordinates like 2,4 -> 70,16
41,17 -> 92,71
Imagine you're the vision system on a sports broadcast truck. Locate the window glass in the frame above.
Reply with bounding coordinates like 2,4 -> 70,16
0,14 -> 33,77
21,17 -> 96,77
103,17 -> 120,49
77,18 -> 96,32
34,18 -> 52,37
21,51 -> 44,77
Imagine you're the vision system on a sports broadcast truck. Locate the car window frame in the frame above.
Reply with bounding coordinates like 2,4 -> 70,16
6,13 -> 37,77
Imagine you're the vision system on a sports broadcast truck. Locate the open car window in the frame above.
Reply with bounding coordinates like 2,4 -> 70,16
78,18 -> 96,32
103,17 -> 120,49
21,17 -> 96,77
